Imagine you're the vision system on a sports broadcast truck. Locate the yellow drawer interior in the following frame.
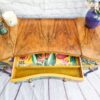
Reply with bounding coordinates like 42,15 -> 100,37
11,53 -> 84,82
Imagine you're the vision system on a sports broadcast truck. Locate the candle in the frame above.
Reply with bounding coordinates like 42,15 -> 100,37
2,11 -> 18,27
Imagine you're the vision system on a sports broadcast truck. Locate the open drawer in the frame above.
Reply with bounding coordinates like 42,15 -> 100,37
11,53 -> 84,82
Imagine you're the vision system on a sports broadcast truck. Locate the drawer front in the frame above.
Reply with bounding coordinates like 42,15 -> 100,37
11,53 -> 84,82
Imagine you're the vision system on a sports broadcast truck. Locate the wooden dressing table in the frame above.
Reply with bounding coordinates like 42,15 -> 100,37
0,18 -> 100,82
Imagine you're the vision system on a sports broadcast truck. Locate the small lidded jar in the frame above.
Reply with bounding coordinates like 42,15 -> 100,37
0,18 -> 8,35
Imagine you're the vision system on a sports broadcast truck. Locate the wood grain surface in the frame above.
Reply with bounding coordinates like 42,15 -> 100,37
0,18 -> 100,61
76,18 -> 100,61
14,19 -> 48,56
0,21 -> 17,60
14,18 -> 81,57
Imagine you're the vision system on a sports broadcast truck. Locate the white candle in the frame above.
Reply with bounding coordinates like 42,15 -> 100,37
2,11 -> 18,27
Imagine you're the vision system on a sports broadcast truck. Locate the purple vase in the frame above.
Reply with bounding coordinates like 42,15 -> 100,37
85,10 -> 100,29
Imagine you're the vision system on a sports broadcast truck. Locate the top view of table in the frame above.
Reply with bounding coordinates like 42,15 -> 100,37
0,18 -> 100,61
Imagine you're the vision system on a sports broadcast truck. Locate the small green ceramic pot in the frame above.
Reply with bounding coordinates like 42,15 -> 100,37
0,22 -> 8,35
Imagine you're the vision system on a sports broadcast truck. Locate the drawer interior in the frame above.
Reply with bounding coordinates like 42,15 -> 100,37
11,53 -> 84,82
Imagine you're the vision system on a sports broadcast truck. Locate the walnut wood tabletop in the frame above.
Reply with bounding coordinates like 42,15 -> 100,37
0,18 -> 100,61
0,20 -> 17,60
76,18 -> 100,61
14,18 -> 81,57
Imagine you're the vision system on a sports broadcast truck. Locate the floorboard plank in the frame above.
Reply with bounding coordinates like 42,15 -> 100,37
64,81 -> 84,100
87,72 -> 100,96
0,72 -> 10,94
17,82 -> 37,100
94,68 -> 100,78
16,86 -> 24,100
0,82 -> 21,100
30,79 -> 49,100
78,78 -> 100,100
49,78 -> 67,100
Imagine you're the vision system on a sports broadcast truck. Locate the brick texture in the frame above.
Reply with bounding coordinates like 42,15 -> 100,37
0,0 -> 88,18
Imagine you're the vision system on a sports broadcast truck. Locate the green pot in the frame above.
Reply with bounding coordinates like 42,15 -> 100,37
0,22 -> 8,35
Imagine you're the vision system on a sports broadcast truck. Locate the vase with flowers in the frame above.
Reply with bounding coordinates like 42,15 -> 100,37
85,0 -> 100,28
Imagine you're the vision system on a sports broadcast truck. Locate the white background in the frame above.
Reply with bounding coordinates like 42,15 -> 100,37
0,0 -> 88,18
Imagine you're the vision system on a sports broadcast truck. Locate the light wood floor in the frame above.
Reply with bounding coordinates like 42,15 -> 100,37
0,68 -> 100,100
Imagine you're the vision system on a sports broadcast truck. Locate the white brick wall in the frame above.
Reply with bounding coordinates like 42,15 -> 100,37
0,0 -> 88,18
